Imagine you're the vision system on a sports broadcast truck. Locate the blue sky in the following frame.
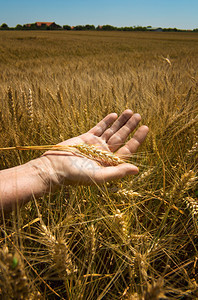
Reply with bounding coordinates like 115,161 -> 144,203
0,0 -> 197,29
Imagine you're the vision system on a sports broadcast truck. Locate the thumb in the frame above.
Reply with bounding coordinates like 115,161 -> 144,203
94,163 -> 139,184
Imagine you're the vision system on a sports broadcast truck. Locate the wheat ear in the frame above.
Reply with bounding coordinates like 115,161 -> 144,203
7,86 -> 18,133
39,223 -> 78,278
74,144 -> 125,165
169,170 -> 197,201
0,143 -> 126,166
27,88 -> 34,124
185,197 -> 198,216
0,246 -> 30,299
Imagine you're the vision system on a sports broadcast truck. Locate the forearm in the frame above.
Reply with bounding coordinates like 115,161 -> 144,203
0,157 -> 58,211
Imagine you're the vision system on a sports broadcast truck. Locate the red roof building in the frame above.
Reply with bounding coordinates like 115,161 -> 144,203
35,22 -> 54,27
25,22 -> 61,29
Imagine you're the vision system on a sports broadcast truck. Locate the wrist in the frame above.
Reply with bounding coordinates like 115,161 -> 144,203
28,156 -> 60,192
0,157 -> 60,211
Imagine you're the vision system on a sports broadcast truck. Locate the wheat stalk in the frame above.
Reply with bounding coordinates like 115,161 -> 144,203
57,88 -> 64,108
7,86 -> 18,133
133,252 -> 148,284
0,143 -> 126,166
0,109 -> 5,132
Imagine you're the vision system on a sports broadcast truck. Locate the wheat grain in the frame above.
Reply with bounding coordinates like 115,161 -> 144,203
188,140 -> 198,155
185,197 -> 198,216
116,188 -> 141,198
138,168 -> 154,182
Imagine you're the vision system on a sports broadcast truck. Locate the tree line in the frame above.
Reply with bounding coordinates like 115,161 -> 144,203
0,22 -> 197,32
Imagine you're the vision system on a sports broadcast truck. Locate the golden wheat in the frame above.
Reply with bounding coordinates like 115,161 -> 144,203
0,30 -> 197,299
27,88 -> 34,124
185,197 -> 198,216
39,222 -> 78,278
0,143 -> 126,166
7,87 -> 18,135
0,245 -> 40,299
169,170 -> 197,201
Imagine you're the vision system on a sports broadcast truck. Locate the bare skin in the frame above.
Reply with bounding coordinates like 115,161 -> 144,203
0,110 -> 149,211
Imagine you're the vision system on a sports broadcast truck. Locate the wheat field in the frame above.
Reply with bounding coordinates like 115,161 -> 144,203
0,31 -> 197,299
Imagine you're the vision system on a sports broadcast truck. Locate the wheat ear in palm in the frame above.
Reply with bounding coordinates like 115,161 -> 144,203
0,143 -> 125,166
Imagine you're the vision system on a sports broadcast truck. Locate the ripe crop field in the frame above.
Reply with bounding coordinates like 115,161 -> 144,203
0,31 -> 197,299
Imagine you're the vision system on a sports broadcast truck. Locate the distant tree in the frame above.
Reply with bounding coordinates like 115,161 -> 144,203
48,23 -> 62,30
15,24 -> 23,30
122,26 -> 134,31
26,23 -> 38,30
63,25 -> 71,30
134,26 -> 147,31
163,27 -> 178,32
23,24 -> 29,30
162,28 -> 170,32
0,23 -> 9,30
73,25 -> 84,30
84,24 -> 95,30
102,25 -> 117,31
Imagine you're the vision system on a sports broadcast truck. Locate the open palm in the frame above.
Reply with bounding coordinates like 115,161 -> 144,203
43,110 -> 149,185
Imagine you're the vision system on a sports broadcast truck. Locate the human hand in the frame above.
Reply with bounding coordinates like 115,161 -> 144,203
42,109 -> 149,186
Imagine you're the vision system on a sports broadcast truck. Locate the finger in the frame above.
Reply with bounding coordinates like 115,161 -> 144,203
116,125 -> 149,156
88,113 -> 118,136
94,163 -> 139,183
107,113 -> 142,152
101,109 -> 133,142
